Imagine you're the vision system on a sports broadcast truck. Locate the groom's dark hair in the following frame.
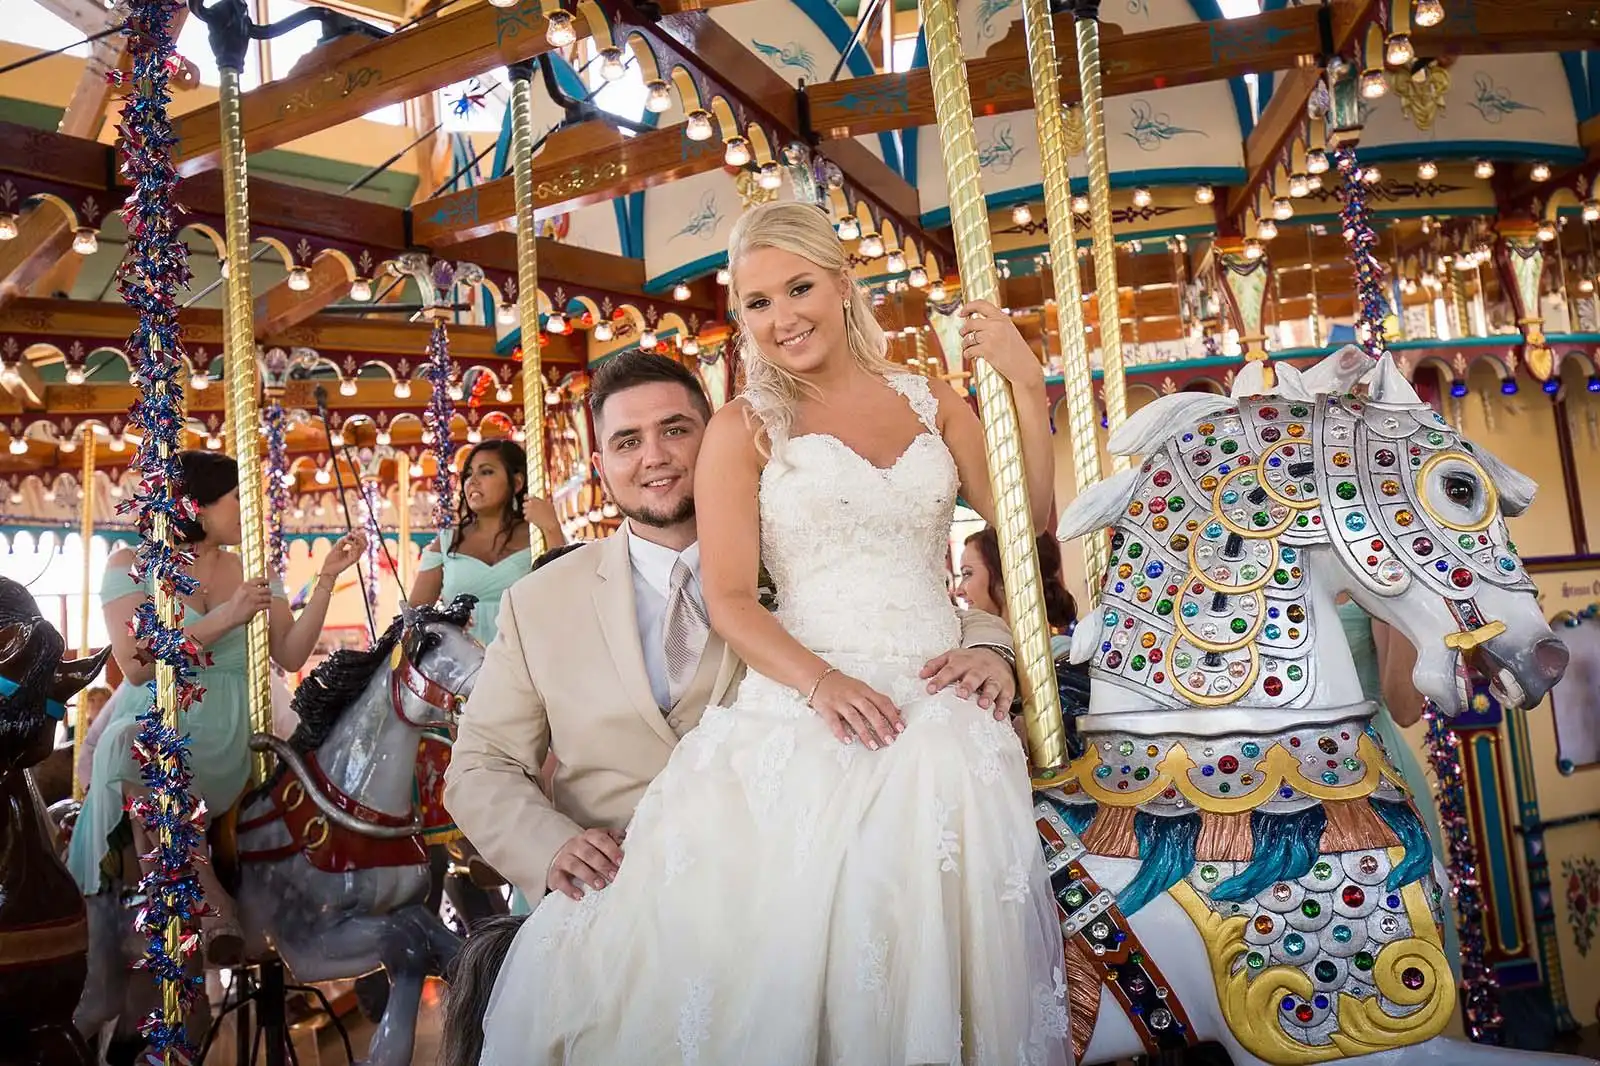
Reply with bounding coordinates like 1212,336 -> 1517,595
589,349 -> 712,429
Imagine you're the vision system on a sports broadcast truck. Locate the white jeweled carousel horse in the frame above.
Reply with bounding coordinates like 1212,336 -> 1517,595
1041,346 -> 1591,1066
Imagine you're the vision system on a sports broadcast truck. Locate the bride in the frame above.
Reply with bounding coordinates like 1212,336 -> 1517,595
470,201 -> 1070,1065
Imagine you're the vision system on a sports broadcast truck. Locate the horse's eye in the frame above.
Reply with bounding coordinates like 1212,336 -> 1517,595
1444,473 -> 1477,507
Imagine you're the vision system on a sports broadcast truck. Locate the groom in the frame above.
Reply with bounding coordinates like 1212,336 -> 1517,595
445,350 -> 1020,902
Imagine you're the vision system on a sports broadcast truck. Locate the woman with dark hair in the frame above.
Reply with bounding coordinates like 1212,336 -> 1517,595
66,450 -> 365,963
957,527 -> 1078,656
409,438 -> 566,646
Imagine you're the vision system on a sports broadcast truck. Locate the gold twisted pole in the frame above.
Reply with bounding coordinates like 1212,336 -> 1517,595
1073,0 -> 1130,471
1021,0 -> 1106,592
510,63 -> 548,559
72,423 -> 96,802
217,67 -> 272,783
920,0 -> 1066,772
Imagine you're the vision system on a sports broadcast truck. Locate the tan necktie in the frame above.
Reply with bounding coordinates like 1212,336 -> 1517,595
663,558 -> 710,707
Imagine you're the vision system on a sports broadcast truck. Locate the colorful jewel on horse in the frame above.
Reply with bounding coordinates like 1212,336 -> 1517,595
1044,347 -> 1583,1066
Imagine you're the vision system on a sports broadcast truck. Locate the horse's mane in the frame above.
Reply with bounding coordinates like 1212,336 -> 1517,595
0,578 -> 63,746
286,596 -> 476,756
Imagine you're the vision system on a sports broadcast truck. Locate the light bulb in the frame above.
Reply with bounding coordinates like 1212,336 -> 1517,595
640,328 -> 657,349
339,377 -> 357,396
1272,196 -> 1293,220
494,301 -> 516,325
600,47 -> 626,82
1417,160 -> 1438,181
1582,278 -> 1596,294
448,383 -> 465,402
908,266 -> 928,287
219,258 -> 230,279
43,491 -> 55,504
65,366 -> 86,386
1413,0 -> 1444,28
1131,186 -> 1153,208
1363,165 -> 1382,184
837,216 -> 860,241
315,467 -> 332,485
682,336 -> 700,356
467,427 -> 482,444
72,228 -> 98,255
1531,162 -> 1552,182
0,213 -> 16,241
685,110 -> 714,141
207,435 -> 223,450
929,282 -> 947,302
488,0 -> 516,7
1308,173 -> 1324,191
1287,174 -> 1309,198
1193,184 -> 1215,205
421,428 -> 434,445
1071,194 -> 1090,214
673,282 -> 691,301
287,266 -> 311,291
1474,159 -> 1495,179
7,438 -> 26,455
1385,33 -> 1414,66
6,492 -> 18,505
329,430 -> 345,448
645,80 -> 673,113
723,137 -> 751,167
409,462 -> 424,478
546,389 -> 561,405
1243,238 -> 1264,260
758,163 -> 782,190
1537,221 -> 1557,242
376,429 -> 392,445
1306,148 -> 1330,174
109,436 -> 125,453
1360,70 -> 1388,99
716,267 -> 731,286
496,385 -> 513,402
546,311 -> 567,334
594,320 -> 614,341
1011,203 -> 1032,226
859,233 -> 885,258
393,380 -> 412,399
60,437 -> 76,453
544,10 -> 576,48
887,249 -> 907,273
1257,217 -> 1278,241
1585,200 -> 1600,223
349,277 -> 373,302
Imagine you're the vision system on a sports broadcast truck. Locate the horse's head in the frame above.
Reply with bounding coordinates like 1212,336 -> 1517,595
1059,347 -> 1564,718
0,577 -> 110,774
393,595 -> 486,731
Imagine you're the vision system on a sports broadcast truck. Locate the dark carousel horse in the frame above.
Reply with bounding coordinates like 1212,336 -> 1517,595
0,578 -> 110,1066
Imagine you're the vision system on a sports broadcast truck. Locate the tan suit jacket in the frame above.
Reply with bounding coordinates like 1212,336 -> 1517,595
444,529 -> 1014,899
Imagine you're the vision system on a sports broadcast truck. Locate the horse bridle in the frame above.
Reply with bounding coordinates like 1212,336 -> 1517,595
388,638 -> 473,731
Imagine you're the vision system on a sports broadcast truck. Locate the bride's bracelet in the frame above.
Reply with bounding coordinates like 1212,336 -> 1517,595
803,667 -> 838,707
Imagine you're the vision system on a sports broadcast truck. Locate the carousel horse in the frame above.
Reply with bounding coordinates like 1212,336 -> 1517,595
75,596 -> 480,1066
1042,347 -> 1590,1066
0,578 -> 111,1066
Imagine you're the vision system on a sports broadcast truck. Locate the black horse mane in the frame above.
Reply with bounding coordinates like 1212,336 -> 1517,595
0,578 -> 64,746
286,595 -> 476,757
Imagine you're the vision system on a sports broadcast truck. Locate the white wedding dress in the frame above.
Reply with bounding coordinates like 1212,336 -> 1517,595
479,375 -> 1071,1066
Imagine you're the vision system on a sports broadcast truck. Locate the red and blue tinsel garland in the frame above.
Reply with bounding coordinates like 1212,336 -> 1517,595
1335,147 -> 1390,362
112,0 -> 207,1058
265,401 -> 291,584
421,320 -> 457,531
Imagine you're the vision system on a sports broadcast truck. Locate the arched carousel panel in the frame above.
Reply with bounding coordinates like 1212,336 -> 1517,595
643,167 -> 795,289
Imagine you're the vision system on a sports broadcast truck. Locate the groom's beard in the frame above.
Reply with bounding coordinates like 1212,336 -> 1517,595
621,495 -> 695,529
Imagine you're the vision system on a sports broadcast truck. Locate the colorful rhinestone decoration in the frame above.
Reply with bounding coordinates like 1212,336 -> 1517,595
1089,391 -> 1535,709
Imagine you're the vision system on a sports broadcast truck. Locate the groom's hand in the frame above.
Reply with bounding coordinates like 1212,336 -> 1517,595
920,649 -> 1016,718
547,828 -> 626,900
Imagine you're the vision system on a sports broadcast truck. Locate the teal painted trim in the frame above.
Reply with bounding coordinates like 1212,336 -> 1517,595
920,168 -> 1244,228
1589,54 -> 1600,125
1356,141 -> 1585,164
647,250 -> 728,292
1472,733 -> 1524,956
627,191 -> 646,258
614,198 -> 634,257
1563,53 -> 1591,121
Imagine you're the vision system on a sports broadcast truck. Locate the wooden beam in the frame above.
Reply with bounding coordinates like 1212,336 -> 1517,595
0,359 -> 48,410
1227,0 -> 1378,218
169,0 -> 747,176
253,254 -> 354,338
57,6 -> 190,141
0,209 -> 75,312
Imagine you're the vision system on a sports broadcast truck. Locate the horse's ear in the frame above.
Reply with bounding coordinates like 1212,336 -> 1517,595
1362,353 -> 1423,406
50,645 -> 112,703
1475,442 -> 1539,516
399,600 -> 422,630
1107,393 -> 1234,457
1301,344 -> 1373,396
1059,468 -> 1141,541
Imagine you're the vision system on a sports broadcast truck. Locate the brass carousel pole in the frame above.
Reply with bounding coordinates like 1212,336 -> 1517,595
509,60 -> 548,558
205,2 -> 272,781
1072,0 -> 1130,469
71,424 -> 95,802
918,0 -> 1066,771
397,456 -> 413,590
1019,0 -> 1107,592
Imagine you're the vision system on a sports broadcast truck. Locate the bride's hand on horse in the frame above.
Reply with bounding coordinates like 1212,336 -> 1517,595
224,578 -> 274,628
547,827 -> 626,900
318,531 -> 366,580
920,648 -> 1016,719
958,300 -> 1045,391
810,671 -> 903,749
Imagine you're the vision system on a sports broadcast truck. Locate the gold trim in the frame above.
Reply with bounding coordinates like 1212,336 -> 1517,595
1167,639 -> 1261,706
1443,620 -> 1506,652
0,917 -> 88,966
281,778 -> 305,812
1186,526 -> 1278,596
1416,451 -> 1499,532
1259,439 -> 1322,511
1213,465 -> 1294,538
304,816 -> 331,851
1174,590 -> 1267,651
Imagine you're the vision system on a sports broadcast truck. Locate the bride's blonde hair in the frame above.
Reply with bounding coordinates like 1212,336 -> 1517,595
727,201 -> 901,449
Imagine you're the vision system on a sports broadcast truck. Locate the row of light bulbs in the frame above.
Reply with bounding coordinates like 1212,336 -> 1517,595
0,214 -> 98,254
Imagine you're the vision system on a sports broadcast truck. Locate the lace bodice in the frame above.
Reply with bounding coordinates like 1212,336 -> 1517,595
754,374 -> 962,663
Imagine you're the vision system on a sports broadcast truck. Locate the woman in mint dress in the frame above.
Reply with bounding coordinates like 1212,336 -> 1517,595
1337,597 -> 1462,974
409,439 -> 566,919
67,451 -> 365,964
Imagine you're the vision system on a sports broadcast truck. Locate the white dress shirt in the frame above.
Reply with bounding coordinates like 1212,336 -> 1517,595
627,525 -> 705,711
